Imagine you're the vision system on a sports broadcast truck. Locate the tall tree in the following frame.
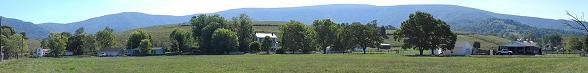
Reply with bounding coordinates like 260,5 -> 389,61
170,28 -> 193,54
348,22 -> 378,54
232,14 -> 255,52
332,23 -> 355,52
211,28 -> 239,54
67,27 -> 86,55
48,32 -> 68,57
279,20 -> 314,53
96,27 -> 115,50
393,11 -> 457,56
312,19 -> 337,54
190,14 -> 226,50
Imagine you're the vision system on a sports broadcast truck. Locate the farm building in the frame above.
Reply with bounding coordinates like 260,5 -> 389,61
151,47 -> 165,55
255,32 -> 278,48
498,40 -> 542,55
433,41 -> 473,55
34,48 -> 49,57
98,48 -> 124,57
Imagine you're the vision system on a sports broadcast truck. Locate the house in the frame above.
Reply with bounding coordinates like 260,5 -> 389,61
498,39 -> 542,55
126,48 -> 140,56
34,48 -> 49,57
255,32 -> 278,48
151,47 -> 165,55
433,41 -> 473,55
379,44 -> 391,49
65,51 -> 74,56
98,48 -> 124,57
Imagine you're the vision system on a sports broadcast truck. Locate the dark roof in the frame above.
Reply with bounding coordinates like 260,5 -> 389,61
99,48 -> 124,51
501,41 -> 537,47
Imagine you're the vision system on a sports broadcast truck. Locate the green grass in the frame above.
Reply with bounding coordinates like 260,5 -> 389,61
1,53 -> 587,73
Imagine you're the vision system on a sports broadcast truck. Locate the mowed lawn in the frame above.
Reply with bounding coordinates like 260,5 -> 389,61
1,54 -> 587,73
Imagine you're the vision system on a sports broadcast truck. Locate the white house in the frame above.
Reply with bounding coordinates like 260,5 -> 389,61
433,41 -> 473,56
255,32 -> 278,48
34,48 -> 48,57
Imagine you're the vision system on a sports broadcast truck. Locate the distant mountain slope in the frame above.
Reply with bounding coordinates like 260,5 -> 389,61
1,16 -> 49,39
38,12 -> 191,33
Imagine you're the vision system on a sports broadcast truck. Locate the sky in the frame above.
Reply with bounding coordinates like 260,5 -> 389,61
0,0 -> 587,24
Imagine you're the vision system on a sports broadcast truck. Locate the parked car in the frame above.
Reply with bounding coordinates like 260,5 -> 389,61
497,49 -> 513,55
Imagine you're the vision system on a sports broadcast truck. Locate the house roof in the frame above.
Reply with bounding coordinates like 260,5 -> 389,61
501,41 -> 537,47
256,33 -> 277,38
100,48 -> 124,51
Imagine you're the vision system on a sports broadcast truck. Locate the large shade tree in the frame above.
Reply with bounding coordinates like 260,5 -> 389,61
312,19 -> 337,54
393,11 -> 457,56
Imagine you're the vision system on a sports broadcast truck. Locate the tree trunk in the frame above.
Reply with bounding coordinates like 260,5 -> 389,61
419,49 -> 424,56
431,49 -> 434,56
363,47 -> 367,54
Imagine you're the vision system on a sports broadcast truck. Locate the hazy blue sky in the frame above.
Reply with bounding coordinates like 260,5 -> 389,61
1,0 -> 586,24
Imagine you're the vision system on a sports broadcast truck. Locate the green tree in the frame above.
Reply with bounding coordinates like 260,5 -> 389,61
249,42 -> 261,53
473,41 -> 481,49
564,36 -> 583,53
393,11 -> 457,56
170,28 -> 193,54
211,28 -> 239,54
127,29 -> 152,54
312,19 -> 337,54
332,23 -> 354,52
139,39 -> 153,55
67,27 -> 87,55
542,34 -> 563,48
279,20 -> 315,53
261,36 -> 273,54
48,32 -> 68,57
96,27 -> 116,50
232,14 -> 255,52
190,14 -> 226,50
348,22 -> 376,54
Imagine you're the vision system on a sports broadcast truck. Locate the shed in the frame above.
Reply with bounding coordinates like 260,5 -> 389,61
151,47 -> 165,55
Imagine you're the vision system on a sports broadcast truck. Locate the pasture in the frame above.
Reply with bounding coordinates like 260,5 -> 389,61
1,53 -> 586,73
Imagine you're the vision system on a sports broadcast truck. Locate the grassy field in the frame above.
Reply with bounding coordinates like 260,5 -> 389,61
1,53 -> 587,73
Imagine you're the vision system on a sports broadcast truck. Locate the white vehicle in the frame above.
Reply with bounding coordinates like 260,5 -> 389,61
497,49 -> 513,55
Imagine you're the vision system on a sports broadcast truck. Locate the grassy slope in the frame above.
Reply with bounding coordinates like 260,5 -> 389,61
1,54 -> 586,73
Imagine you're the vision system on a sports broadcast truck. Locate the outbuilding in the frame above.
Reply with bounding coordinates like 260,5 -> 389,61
98,48 -> 124,57
498,40 -> 542,55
